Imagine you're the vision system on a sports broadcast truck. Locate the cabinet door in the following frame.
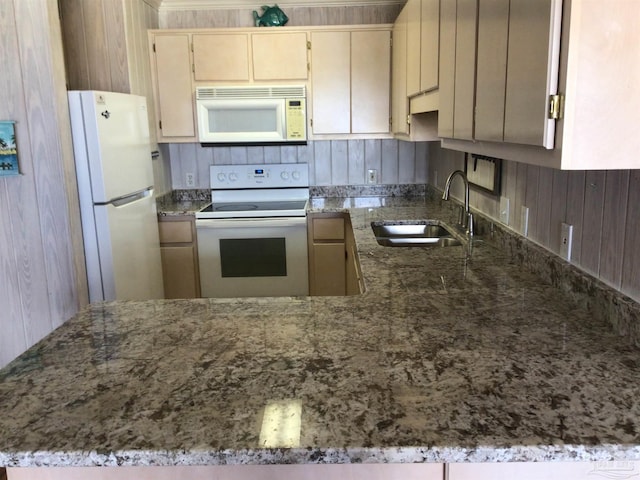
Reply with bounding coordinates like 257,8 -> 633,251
503,0 -> 561,148
448,462 -> 640,480
475,0 -> 509,142
311,243 -> 346,296
420,0 -> 440,93
437,0 -> 456,137
391,7 -> 409,135
151,34 -> 195,139
160,245 -> 199,299
310,31 -> 351,134
308,215 -> 346,296
453,0 -> 477,140
352,30 -> 391,134
192,34 -> 250,81
158,218 -> 200,299
252,32 -> 308,81
406,0 -> 422,97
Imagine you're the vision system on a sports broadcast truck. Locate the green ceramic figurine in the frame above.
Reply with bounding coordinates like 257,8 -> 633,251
253,5 -> 289,27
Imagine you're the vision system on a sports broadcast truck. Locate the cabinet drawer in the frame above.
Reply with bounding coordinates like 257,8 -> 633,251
158,220 -> 193,243
312,217 -> 345,240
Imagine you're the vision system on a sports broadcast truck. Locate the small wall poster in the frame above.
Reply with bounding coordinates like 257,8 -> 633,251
0,121 -> 19,177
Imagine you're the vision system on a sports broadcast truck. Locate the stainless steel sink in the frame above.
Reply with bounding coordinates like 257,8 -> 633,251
371,220 -> 463,247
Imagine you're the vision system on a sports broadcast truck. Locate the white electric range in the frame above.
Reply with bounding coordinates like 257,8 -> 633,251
195,164 -> 309,298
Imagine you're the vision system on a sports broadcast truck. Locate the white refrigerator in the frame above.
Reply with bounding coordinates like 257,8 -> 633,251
68,90 -> 164,302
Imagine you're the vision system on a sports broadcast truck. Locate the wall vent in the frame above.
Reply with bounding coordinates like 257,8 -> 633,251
196,85 -> 305,100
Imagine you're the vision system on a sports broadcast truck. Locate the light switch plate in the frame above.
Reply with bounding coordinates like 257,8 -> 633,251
499,196 -> 510,225
560,223 -> 573,261
367,169 -> 377,184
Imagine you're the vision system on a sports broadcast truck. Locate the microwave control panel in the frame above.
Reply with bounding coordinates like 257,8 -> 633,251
285,99 -> 306,140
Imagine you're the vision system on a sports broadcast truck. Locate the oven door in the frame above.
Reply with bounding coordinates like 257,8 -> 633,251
196,216 -> 309,298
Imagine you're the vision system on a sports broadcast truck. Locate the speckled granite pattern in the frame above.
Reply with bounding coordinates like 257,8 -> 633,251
310,184 -> 427,198
156,190 -> 210,216
1,196 -> 640,467
485,221 -> 640,349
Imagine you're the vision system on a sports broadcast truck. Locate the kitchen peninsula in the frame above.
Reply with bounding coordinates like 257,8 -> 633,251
1,191 -> 640,476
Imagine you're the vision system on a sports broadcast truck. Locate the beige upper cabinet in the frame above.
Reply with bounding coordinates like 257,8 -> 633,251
192,31 -> 308,83
252,32 -> 308,81
407,0 -> 440,99
439,0 -> 560,146
391,8 -> 409,136
192,33 -> 250,82
441,0 -> 640,170
310,31 -> 351,134
420,0 -> 440,93
437,0 -> 456,138
503,0 -> 561,148
351,30 -> 391,134
406,0 -> 422,98
475,0 -> 561,148
405,0 -> 440,114
474,0 -> 509,142
148,33 -> 196,142
310,27 -> 391,136
452,0 -> 478,141
392,2 -> 439,140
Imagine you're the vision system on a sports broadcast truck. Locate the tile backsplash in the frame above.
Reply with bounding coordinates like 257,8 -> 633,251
164,139 -> 431,189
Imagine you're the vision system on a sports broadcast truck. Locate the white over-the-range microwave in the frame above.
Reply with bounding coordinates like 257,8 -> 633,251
195,85 -> 307,145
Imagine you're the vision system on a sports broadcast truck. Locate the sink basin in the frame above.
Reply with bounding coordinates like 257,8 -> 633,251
371,220 -> 463,247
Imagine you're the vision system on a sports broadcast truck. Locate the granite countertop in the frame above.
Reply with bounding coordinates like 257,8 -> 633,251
1,194 -> 640,467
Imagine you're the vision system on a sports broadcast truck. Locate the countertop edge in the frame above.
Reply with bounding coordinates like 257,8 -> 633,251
3,444 -> 640,467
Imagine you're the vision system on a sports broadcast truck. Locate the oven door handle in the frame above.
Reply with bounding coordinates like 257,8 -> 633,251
195,217 -> 307,229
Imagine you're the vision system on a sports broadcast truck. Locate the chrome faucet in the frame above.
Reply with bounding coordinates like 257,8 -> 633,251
442,170 -> 474,237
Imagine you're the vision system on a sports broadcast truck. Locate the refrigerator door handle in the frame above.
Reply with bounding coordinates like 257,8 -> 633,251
104,187 -> 153,207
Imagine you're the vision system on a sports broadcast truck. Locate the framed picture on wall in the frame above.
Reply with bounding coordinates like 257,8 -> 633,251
0,121 -> 20,177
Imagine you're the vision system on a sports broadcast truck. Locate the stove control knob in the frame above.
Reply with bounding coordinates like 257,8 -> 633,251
228,172 -> 238,182
217,173 -> 226,183
292,171 -> 301,180
280,171 -> 290,180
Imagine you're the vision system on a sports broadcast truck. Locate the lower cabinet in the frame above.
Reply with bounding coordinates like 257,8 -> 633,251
5,464 -> 443,479
157,215 -> 200,298
447,461 -> 640,479
307,212 -> 362,296
7,462 -> 640,480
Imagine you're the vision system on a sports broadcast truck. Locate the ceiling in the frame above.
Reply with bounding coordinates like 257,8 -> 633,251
155,0 -> 406,10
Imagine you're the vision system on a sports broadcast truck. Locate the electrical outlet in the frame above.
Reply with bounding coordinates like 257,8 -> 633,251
185,172 -> 195,188
367,169 -> 378,184
560,223 -> 573,261
521,206 -> 529,237
499,197 -> 510,225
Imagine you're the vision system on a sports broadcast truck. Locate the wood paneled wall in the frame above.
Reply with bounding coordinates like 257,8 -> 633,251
58,0 -> 171,194
428,143 -> 640,303
167,140 -> 428,189
0,0 -> 84,368
160,4 -> 403,28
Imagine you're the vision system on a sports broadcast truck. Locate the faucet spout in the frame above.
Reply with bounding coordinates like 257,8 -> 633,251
442,170 -> 473,237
